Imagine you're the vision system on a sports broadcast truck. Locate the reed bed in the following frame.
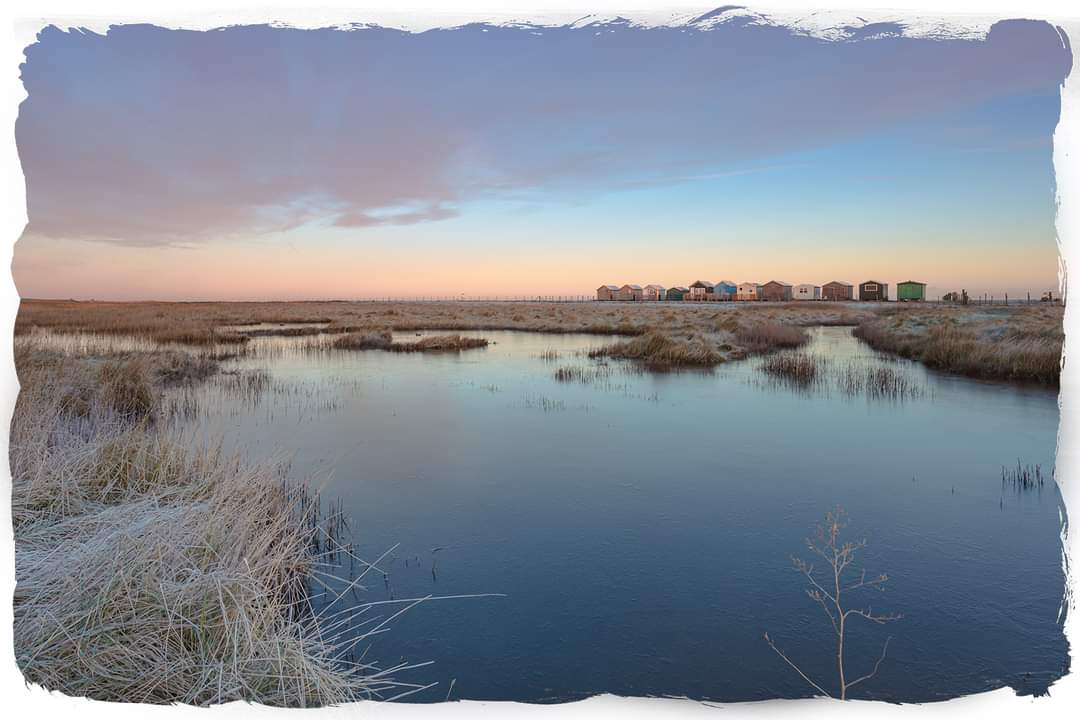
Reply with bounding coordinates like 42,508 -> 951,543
16,299 -> 870,349
331,329 -> 393,351
589,331 -> 723,367
17,299 -> 1063,384
735,322 -> 809,354
389,334 -> 489,353
329,331 -> 488,353
10,351 -> 424,705
853,306 -> 1062,386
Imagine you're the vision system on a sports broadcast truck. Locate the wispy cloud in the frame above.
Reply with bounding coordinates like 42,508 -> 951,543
332,203 -> 460,228
16,15 -> 1071,247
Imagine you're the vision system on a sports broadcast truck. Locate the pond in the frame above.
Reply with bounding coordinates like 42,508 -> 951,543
174,326 -> 1067,703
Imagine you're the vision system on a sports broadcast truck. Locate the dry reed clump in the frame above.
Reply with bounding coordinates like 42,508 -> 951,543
735,322 -> 809,354
590,331 -> 723,367
153,351 -> 220,386
331,329 -> 393,350
854,310 -> 1062,385
96,359 -> 157,421
389,334 -> 489,352
10,356 -> 402,706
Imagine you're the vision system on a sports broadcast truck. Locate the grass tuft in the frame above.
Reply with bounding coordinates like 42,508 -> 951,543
389,335 -> 489,352
735,322 -> 809,354
11,352 -> 413,706
589,331 -> 723,367
331,329 -> 393,350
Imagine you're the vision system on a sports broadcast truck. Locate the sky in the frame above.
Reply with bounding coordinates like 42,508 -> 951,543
11,11 -> 1073,300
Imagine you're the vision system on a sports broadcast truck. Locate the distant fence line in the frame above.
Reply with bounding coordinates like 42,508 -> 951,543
348,296 -> 597,303
334,294 -> 1062,305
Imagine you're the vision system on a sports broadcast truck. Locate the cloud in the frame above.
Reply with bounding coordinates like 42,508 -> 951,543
15,14 -> 1072,246
332,203 -> 460,228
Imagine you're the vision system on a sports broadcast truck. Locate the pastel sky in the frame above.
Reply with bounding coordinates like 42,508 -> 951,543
12,11 -> 1073,300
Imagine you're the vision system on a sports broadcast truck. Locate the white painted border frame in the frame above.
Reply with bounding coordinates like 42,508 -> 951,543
1,2 -> 1077,718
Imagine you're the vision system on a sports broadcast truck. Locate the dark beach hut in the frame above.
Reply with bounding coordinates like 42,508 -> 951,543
859,280 -> 889,301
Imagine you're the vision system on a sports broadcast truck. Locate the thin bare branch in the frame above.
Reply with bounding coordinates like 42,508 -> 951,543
763,632 -> 833,698
844,608 -> 903,624
845,637 -> 892,691
766,508 -> 901,701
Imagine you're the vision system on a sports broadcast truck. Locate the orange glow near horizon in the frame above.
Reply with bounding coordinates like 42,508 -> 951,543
12,232 -> 1060,302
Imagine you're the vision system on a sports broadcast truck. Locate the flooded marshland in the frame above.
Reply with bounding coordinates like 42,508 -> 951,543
40,325 -> 1067,702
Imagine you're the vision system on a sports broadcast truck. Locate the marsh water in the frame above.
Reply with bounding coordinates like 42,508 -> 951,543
174,326 -> 1065,702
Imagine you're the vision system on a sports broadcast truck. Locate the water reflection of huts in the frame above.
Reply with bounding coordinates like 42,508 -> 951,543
597,278 -> 927,302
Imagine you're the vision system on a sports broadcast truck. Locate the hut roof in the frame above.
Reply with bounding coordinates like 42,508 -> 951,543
861,280 -> 885,285
622,284 -> 642,290
689,280 -> 715,288
898,280 -> 926,286
825,280 -> 853,287
599,284 -> 620,290
764,280 -> 792,287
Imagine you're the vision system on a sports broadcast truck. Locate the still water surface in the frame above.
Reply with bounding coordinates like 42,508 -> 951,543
179,327 -> 1067,702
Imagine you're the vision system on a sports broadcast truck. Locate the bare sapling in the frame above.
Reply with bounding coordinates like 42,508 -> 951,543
764,507 -> 902,699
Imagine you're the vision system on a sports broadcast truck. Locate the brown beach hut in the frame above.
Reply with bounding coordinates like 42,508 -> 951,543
822,281 -> 854,301
760,281 -> 793,302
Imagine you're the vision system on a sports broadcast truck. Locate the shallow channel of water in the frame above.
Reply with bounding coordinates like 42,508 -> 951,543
170,326 -> 1066,702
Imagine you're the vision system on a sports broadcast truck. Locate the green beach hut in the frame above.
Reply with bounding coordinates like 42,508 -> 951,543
666,286 -> 688,301
897,280 -> 927,302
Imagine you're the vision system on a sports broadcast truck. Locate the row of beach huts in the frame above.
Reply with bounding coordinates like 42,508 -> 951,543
596,280 -> 927,302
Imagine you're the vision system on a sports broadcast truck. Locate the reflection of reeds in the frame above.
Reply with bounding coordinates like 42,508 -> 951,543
538,348 -> 560,362
214,368 -> 273,401
761,353 -> 825,387
754,350 -> 927,401
1002,460 -> 1046,490
837,362 -> 924,400
553,364 -> 613,383
521,393 -> 566,412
